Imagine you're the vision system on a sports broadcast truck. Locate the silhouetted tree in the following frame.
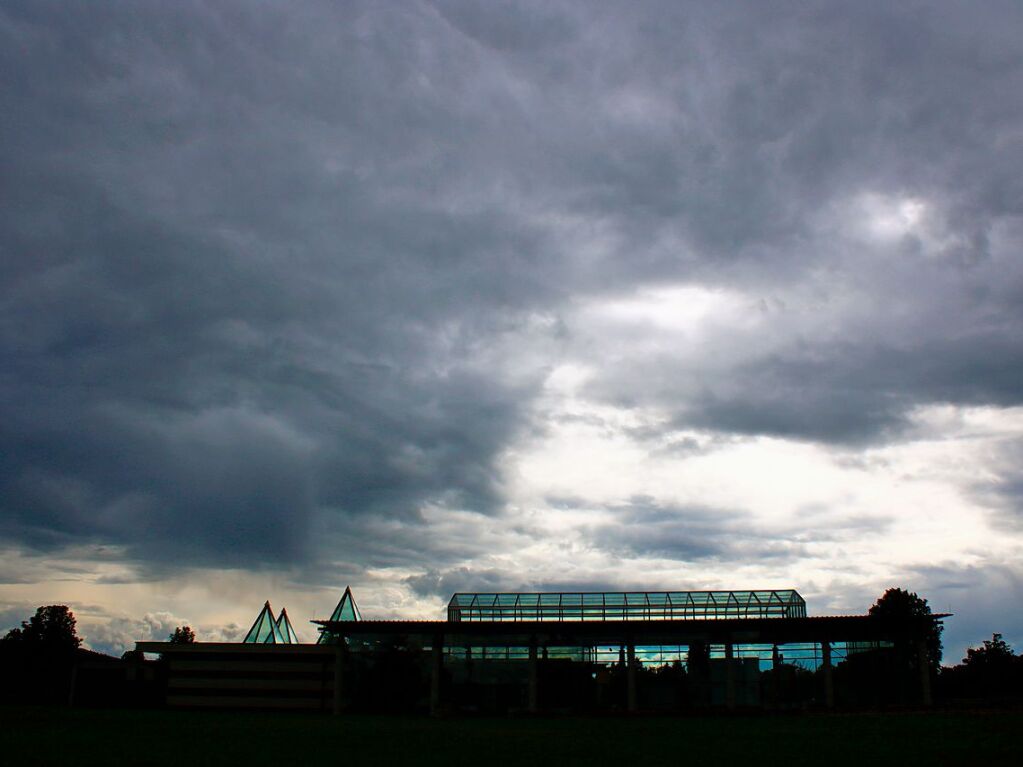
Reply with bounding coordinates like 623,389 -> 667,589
963,633 -> 1023,696
869,587 -> 942,671
963,633 -> 1015,668
168,626 -> 196,644
939,633 -> 1023,700
2,605 -> 81,651
1,606 -> 81,704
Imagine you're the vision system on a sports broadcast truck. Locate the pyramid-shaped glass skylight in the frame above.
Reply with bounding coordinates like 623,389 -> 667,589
275,607 -> 300,644
317,586 -> 361,644
242,601 -> 288,644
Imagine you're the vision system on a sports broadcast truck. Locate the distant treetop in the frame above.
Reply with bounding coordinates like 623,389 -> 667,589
963,633 -> 1017,668
169,625 -> 196,644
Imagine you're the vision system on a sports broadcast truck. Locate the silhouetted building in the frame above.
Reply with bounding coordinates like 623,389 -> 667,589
135,586 -> 947,714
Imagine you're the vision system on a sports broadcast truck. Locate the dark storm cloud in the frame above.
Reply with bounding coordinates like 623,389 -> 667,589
575,496 -> 890,565
554,1 -> 1023,444
403,567 -> 631,599
680,333 -> 1023,444
0,0 -> 550,567
301,507 -> 541,583
2,1 -> 1023,574
587,498 -> 738,561
404,567 -> 510,599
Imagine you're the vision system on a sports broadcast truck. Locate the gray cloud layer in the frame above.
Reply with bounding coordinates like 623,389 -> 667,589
2,0 -> 1023,608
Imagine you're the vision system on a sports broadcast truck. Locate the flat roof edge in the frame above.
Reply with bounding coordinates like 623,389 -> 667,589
135,641 -> 336,653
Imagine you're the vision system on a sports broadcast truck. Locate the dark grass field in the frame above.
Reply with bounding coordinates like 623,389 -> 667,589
4,706 -> 1021,767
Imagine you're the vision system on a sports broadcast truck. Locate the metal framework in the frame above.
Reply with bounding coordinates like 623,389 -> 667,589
446,590 -> 806,622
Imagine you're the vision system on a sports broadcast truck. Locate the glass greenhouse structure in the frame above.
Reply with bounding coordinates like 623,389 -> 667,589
139,584 -> 946,715
447,590 -> 807,622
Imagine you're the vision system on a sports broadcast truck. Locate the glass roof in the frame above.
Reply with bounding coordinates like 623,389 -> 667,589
317,586 -> 361,644
447,590 -> 806,622
275,607 -> 300,644
242,601 -> 289,643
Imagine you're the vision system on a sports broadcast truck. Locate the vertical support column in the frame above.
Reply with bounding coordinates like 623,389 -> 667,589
528,638 -> 539,714
725,643 -> 737,710
917,639 -> 933,707
430,634 -> 444,717
332,645 -> 345,715
626,642 -> 638,713
822,640 -> 834,709
688,640 -> 708,707
771,644 -> 781,709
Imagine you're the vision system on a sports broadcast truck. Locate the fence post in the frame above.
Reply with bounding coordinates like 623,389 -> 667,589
332,645 -> 345,715
725,642 -> 736,710
822,640 -> 834,709
528,638 -> 539,713
626,642 -> 637,712
430,634 -> 444,717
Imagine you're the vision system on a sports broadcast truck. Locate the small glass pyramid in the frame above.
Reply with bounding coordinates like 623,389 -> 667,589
242,600 -> 288,644
317,586 -> 361,644
275,607 -> 300,644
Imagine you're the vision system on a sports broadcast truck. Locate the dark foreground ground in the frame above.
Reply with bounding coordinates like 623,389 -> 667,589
3,707 -> 1021,767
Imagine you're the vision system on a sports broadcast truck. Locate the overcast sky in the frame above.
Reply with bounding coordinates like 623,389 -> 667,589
2,1 -> 1023,661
